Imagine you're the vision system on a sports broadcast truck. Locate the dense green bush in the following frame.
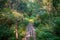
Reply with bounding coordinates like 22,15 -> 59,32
0,0 -> 60,40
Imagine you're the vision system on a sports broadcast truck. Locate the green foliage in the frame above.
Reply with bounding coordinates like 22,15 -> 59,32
0,18 -> 15,40
53,0 -> 60,8
0,0 -> 60,40
0,0 -> 7,11
17,2 -> 27,12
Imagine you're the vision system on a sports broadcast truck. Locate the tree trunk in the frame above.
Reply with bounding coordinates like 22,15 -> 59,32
15,21 -> 18,40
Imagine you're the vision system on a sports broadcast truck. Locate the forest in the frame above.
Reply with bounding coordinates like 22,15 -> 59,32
0,0 -> 60,40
